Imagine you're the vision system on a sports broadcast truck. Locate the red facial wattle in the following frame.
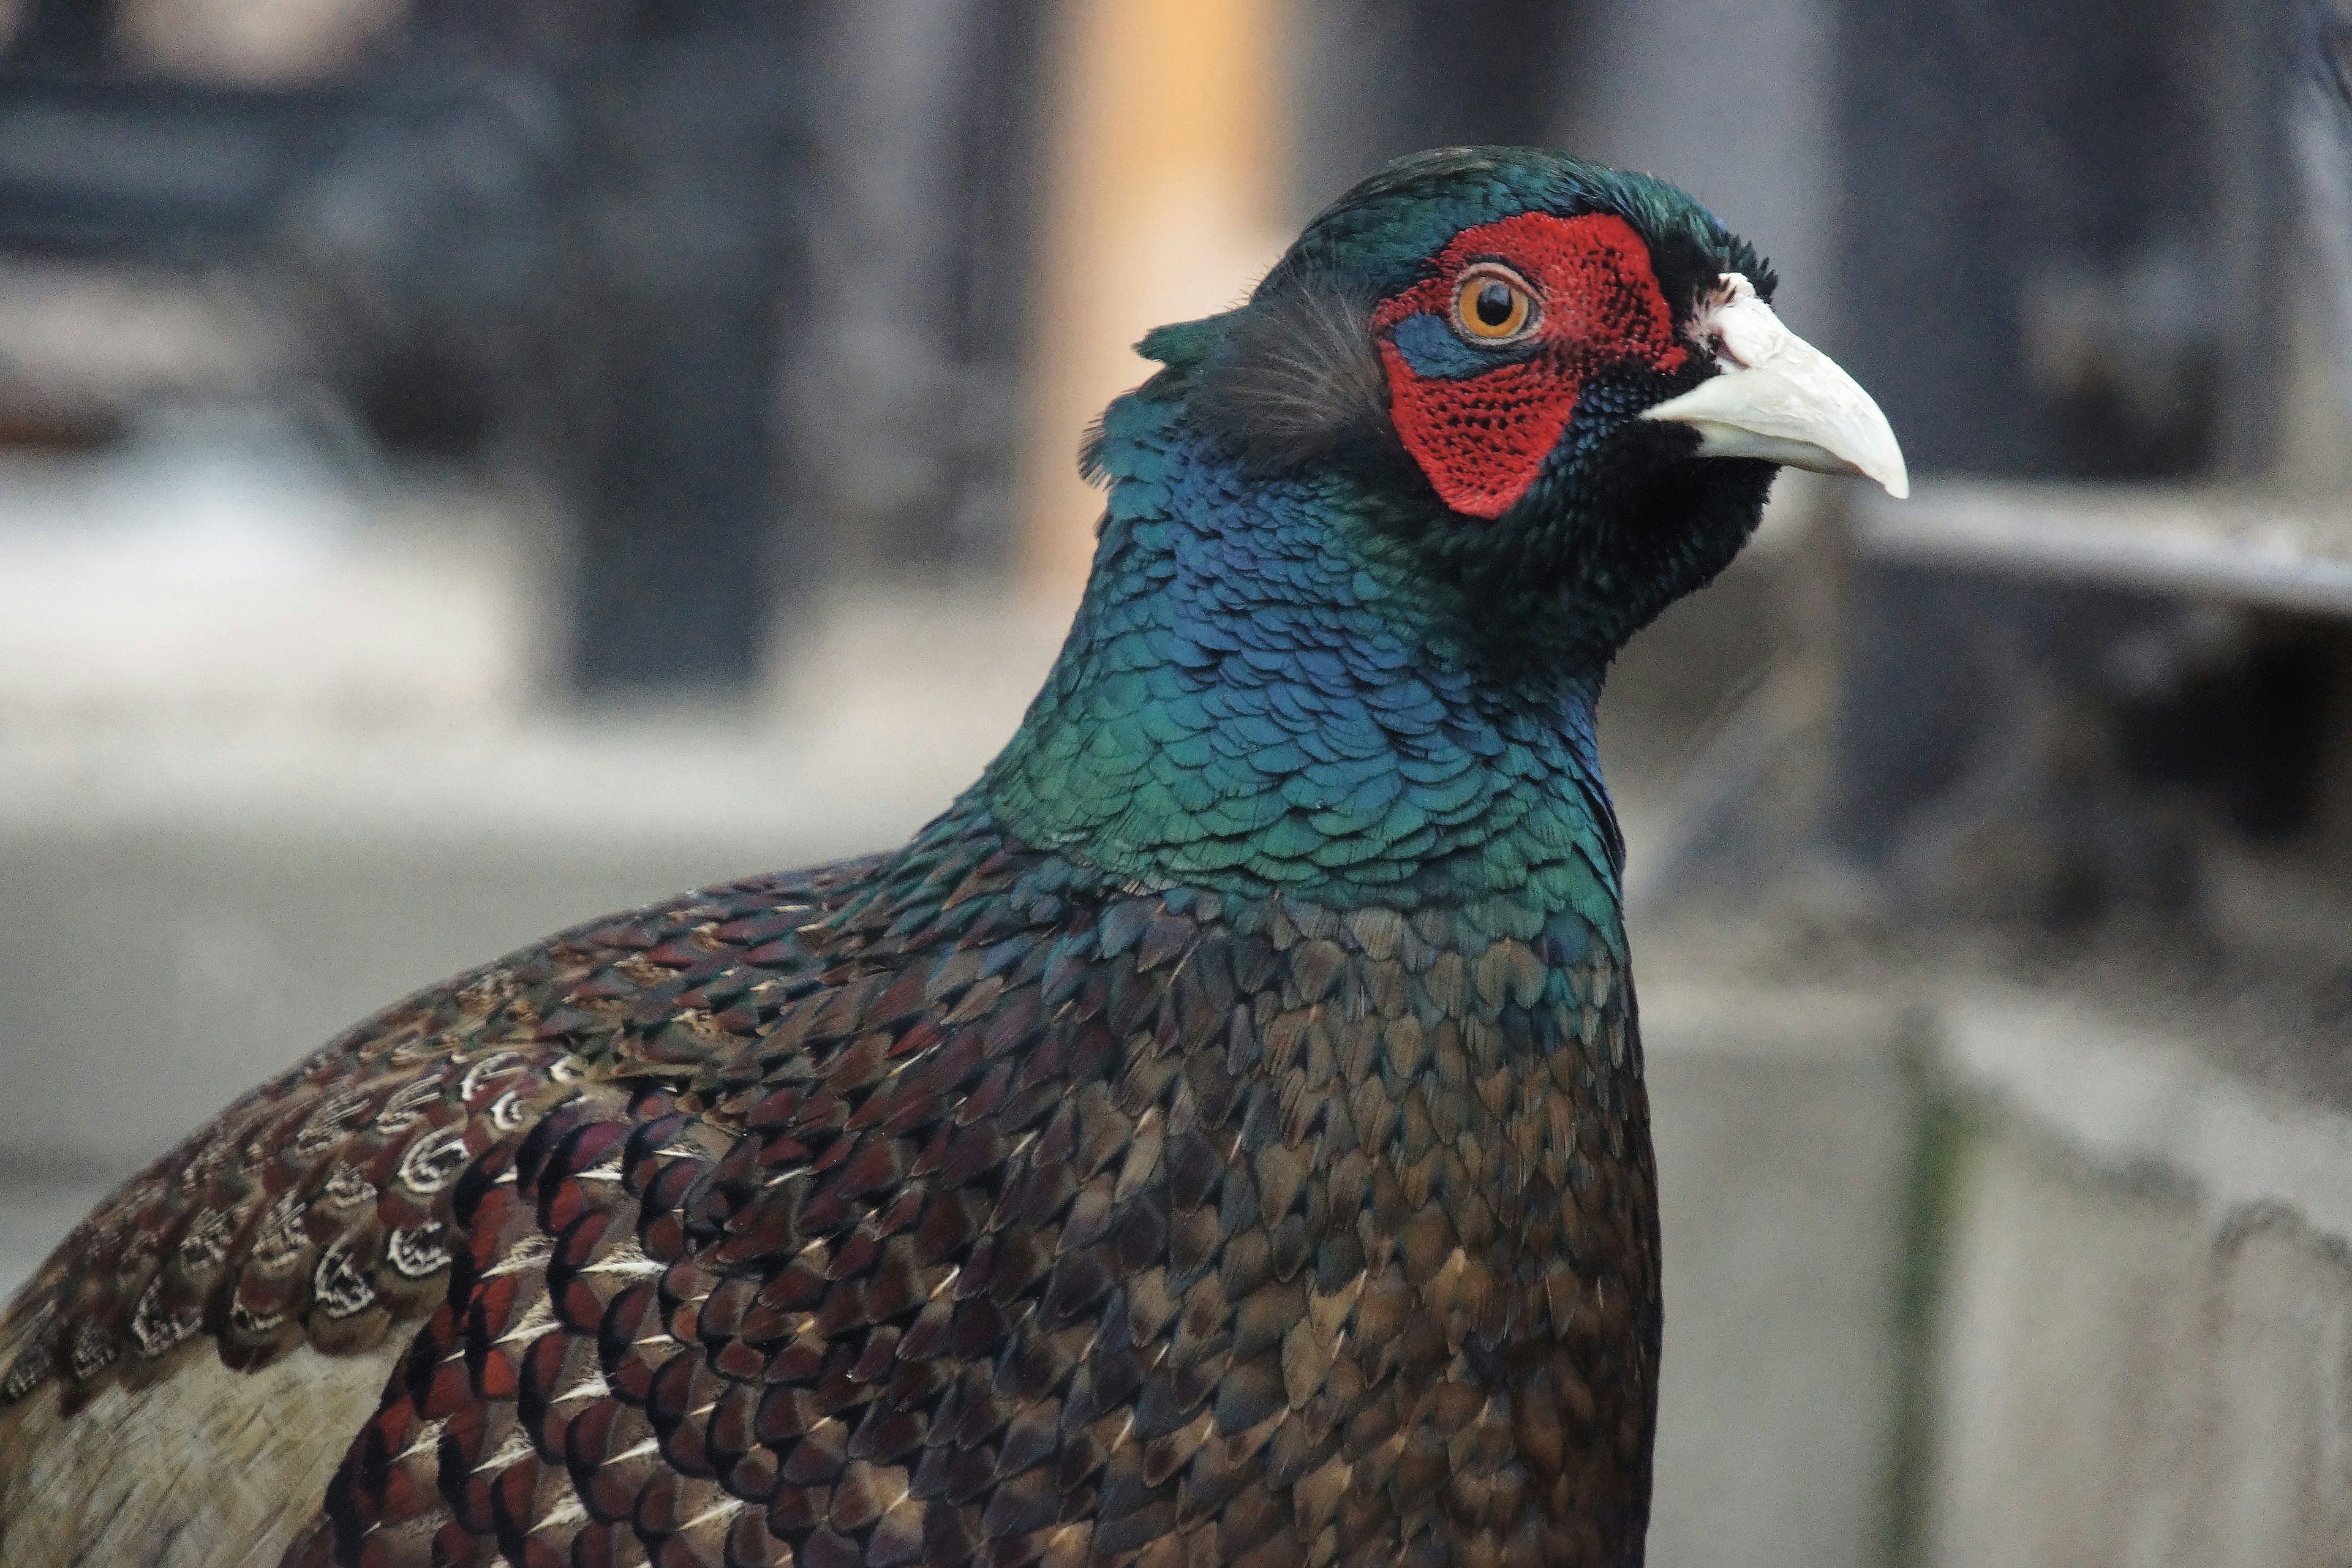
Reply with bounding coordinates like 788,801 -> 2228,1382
1373,212 -> 1689,519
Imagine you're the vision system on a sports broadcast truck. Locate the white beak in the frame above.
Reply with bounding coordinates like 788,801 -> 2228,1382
1640,274 -> 1909,499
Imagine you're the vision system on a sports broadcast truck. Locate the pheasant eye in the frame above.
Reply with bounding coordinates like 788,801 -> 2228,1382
1453,267 -> 1536,342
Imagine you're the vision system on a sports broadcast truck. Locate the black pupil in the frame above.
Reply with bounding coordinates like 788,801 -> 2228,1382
1474,281 -> 1517,328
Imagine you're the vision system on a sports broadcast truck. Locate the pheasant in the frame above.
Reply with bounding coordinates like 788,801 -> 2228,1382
0,146 -> 1902,1568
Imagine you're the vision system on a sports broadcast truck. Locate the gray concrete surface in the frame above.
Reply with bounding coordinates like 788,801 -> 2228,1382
1928,1120 -> 2214,1568
1642,984 -> 1913,1568
1928,986 -> 2352,1568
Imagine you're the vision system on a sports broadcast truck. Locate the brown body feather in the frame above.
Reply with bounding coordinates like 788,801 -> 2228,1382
0,811 -> 1654,1568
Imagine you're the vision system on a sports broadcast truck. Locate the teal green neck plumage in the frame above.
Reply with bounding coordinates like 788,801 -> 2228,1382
982,326 -> 1626,948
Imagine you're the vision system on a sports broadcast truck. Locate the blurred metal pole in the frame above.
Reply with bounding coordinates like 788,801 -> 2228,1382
560,16 -> 799,698
940,0 -> 1055,560
781,0 -> 1053,584
562,0 -> 1054,693
565,257 -> 790,698
362,1 -> 806,699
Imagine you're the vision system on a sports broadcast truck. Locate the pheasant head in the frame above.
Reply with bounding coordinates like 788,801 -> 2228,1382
987,146 -> 1905,918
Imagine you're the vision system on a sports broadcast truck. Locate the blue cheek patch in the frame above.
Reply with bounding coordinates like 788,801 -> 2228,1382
1389,311 -> 1532,379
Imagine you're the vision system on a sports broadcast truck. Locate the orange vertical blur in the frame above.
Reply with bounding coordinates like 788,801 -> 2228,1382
1018,0 -> 1291,604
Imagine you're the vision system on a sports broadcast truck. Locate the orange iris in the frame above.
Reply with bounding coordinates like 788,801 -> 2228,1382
1453,268 -> 1536,341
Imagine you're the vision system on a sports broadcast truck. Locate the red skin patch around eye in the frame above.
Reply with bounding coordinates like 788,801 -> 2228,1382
1372,212 -> 1689,519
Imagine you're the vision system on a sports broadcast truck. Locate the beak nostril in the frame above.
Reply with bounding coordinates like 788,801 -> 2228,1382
1643,288 -> 1908,499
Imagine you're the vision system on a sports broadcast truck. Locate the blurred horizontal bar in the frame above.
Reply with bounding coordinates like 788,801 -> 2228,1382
1853,483 -> 2352,619
0,77 -> 352,258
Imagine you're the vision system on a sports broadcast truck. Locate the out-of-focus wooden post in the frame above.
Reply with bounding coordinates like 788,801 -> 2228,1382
1017,0 -> 1290,606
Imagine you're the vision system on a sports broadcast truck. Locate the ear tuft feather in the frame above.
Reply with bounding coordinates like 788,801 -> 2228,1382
1077,413 -> 1111,487
1189,276 -> 1398,473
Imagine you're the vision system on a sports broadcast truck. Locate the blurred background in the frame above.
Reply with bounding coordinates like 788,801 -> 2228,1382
3,1 -> 2352,1564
